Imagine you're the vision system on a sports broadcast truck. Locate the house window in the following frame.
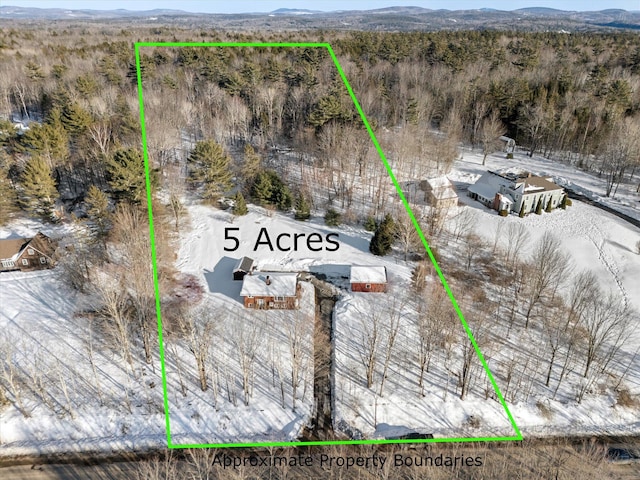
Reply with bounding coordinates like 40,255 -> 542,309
1,260 -> 15,268
366,284 -> 371,289
40,257 -> 46,264
247,303 -> 254,308
22,259 -> 28,266
27,249 -> 34,255
275,296 -> 285,302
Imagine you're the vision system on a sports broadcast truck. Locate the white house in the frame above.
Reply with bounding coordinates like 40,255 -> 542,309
468,168 -> 564,215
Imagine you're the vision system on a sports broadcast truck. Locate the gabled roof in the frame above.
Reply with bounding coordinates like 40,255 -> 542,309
350,265 -> 387,284
0,232 -> 56,262
425,175 -> 453,190
523,176 -> 563,192
0,238 -> 28,261
240,272 -> 298,297
233,256 -> 254,273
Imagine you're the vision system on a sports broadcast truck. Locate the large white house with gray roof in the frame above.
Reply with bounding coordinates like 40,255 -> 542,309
468,168 -> 565,215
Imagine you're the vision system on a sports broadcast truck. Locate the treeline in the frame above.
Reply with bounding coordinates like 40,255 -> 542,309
1,27 -> 639,228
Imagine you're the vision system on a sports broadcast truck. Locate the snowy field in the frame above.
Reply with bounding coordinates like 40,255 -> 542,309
178,204 -> 521,440
0,268 -> 169,456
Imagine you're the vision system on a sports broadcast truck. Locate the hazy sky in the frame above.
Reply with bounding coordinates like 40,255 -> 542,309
4,1 -> 639,13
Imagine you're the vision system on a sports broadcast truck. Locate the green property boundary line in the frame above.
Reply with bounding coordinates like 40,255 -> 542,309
134,41 -> 523,449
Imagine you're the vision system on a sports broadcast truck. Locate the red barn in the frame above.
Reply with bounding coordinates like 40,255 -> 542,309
350,265 -> 387,293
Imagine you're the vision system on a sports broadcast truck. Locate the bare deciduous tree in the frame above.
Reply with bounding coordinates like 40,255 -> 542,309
178,305 -> 217,392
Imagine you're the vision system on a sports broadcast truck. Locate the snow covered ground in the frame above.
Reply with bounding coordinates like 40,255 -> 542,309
449,148 -> 640,313
176,204 -> 520,440
0,268 -> 169,456
443,148 -> 640,437
1,143 -> 639,455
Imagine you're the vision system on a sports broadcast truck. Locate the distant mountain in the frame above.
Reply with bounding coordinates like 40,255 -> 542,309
366,6 -> 432,14
1,5 -> 639,32
269,8 -> 322,15
514,7 -> 571,15
0,6 -> 197,19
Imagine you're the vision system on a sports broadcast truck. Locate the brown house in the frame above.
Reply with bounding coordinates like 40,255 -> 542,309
240,272 -> 301,309
350,265 -> 388,293
0,232 -> 57,272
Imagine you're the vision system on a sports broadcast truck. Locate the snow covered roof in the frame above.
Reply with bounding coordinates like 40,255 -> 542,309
350,265 -> 387,284
425,175 -> 452,190
431,186 -> 458,200
468,182 -> 498,201
240,272 -> 298,297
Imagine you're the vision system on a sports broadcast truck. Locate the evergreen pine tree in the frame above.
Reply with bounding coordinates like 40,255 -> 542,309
535,197 -> 543,215
241,144 -> 262,191
18,155 -> 58,219
85,185 -> 112,237
560,194 -> 568,210
107,148 -> 154,204
17,109 -> 69,164
61,102 -> 92,136
0,167 -> 18,226
364,216 -> 377,231
324,208 -> 341,226
251,170 -> 292,211
232,191 -> 248,216
369,213 -> 396,256
251,171 -> 273,205
294,193 -> 311,220
188,139 -> 233,202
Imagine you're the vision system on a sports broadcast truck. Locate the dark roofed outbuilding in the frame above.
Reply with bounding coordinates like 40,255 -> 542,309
233,256 -> 255,281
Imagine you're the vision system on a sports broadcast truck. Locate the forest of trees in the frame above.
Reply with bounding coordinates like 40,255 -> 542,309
1,27 -> 640,230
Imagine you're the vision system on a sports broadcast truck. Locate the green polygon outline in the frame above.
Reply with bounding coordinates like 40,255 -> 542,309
135,41 -> 523,449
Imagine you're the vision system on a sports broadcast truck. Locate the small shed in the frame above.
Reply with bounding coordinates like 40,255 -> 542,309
499,136 -> 516,153
233,256 -> 255,281
350,265 -> 387,293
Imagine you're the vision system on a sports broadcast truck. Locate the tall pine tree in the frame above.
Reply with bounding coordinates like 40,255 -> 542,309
294,193 -> 311,220
107,148 -> 154,204
188,139 -> 233,202
232,191 -> 248,216
18,155 -> 58,219
369,213 -> 396,256
0,164 -> 18,226
85,185 -> 112,238
241,144 -> 262,191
